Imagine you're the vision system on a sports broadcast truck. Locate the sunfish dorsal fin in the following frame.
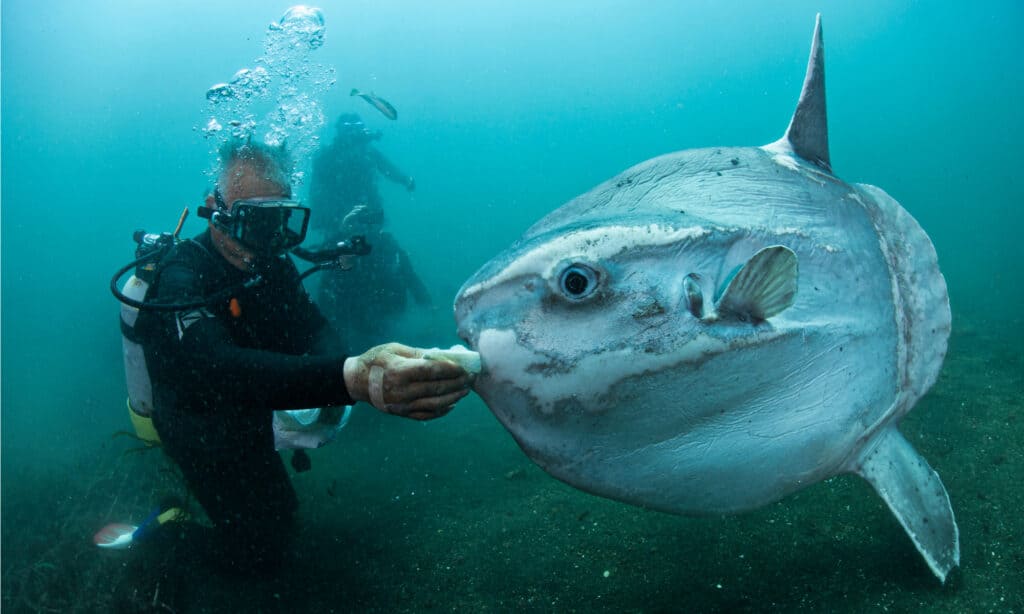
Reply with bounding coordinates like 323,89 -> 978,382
715,246 -> 798,323
779,14 -> 831,172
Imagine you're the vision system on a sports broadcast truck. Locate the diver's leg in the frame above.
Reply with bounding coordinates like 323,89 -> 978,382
165,442 -> 298,577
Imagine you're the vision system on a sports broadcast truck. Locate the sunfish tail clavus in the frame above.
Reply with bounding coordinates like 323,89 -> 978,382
454,15 -> 957,582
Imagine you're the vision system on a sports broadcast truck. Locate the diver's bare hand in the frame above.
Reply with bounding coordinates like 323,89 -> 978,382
343,343 -> 470,420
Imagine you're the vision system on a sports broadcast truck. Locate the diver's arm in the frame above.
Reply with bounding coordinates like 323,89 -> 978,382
178,321 -> 353,410
157,261 -> 353,411
369,147 -> 415,191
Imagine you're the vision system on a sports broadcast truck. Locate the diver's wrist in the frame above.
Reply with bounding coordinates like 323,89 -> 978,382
343,357 -> 367,402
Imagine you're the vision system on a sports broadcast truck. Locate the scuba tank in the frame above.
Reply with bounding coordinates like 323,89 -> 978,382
115,210 -> 190,445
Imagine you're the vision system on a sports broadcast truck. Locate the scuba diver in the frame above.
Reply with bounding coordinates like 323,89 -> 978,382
308,112 -> 415,233
307,113 -> 430,349
112,139 -> 471,581
319,204 -> 433,352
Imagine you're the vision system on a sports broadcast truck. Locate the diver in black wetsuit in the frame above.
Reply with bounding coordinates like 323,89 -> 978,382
307,113 -> 429,349
138,140 -> 470,578
316,208 -> 433,351
308,113 -> 415,234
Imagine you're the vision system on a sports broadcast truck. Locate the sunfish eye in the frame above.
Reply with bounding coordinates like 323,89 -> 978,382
558,264 -> 599,300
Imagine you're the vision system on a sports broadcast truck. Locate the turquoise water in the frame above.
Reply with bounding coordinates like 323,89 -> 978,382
2,1 -> 1022,611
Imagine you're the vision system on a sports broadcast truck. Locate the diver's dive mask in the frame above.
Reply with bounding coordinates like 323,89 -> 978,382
199,191 -> 311,255
339,120 -> 382,143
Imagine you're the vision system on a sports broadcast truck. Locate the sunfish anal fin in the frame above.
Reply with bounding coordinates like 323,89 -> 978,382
714,246 -> 797,323
853,427 -> 960,583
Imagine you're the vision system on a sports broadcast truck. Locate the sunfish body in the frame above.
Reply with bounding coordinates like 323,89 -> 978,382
454,16 -> 957,582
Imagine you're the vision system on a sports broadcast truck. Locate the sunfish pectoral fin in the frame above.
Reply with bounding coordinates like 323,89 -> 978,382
852,427 -> 960,583
714,246 -> 797,323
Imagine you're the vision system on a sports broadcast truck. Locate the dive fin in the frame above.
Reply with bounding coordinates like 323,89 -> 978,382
778,14 -> 830,171
853,427 -> 960,583
715,246 -> 797,322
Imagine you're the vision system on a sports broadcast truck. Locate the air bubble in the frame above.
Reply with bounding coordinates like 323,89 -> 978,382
271,5 -> 325,50
205,83 -> 235,102
202,118 -> 223,137
201,5 -> 334,184
229,67 -> 270,99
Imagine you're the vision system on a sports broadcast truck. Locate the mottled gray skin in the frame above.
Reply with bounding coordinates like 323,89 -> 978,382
459,145 -> 923,506
454,16 -> 956,581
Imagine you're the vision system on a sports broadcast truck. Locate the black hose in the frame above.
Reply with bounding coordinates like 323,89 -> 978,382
110,252 -> 159,308
292,236 -> 370,283
292,235 -> 371,264
112,232 -> 359,311
111,250 -> 261,312
298,262 -> 331,282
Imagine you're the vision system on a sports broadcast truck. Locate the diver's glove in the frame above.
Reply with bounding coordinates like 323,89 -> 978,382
343,343 -> 472,421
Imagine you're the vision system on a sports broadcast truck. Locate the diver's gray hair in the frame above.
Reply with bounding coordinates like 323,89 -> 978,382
217,138 -> 293,196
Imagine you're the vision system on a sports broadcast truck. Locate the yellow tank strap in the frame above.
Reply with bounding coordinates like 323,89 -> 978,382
127,399 -> 162,445
157,507 -> 188,525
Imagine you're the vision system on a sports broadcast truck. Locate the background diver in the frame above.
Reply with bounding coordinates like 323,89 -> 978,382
307,112 -> 430,351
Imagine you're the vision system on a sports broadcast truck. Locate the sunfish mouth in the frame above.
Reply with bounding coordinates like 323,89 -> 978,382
421,345 -> 483,379
453,297 -> 477,348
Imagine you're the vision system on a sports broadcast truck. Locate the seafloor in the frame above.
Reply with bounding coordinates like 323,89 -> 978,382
2,321 -> 1021,613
